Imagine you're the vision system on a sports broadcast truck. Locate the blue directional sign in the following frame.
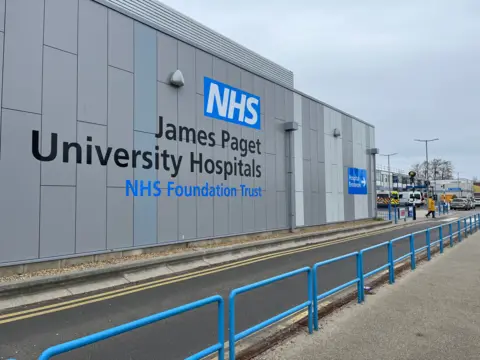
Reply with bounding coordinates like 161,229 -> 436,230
348,167 -> 368,195
448,187 -> 462,191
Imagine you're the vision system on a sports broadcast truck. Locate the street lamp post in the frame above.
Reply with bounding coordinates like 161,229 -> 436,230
414,138 -> 439,196
379,152 -> 398,221
379,153 -> 398,197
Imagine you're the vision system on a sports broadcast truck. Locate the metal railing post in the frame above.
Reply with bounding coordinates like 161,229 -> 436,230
388,203 -> 392,221
464,218 -> 468,238
470,216 -> 473,234
312,266 -> 319,331
449,223 -> 453,247
394,205 -> 398,224
357,252 -> 364,303
410,234 -> 416,270
388,242 -> 395,284
458,220 -> 462,242
439,226 -> 444,254
307,270 -> 313,334
229,295 -> 236,360
426,229 -> 431,261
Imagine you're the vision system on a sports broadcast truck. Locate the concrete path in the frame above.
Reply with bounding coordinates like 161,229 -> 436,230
255,230 -> 480,360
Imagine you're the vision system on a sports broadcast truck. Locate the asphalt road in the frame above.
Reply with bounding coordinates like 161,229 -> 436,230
0,213 -> 473,360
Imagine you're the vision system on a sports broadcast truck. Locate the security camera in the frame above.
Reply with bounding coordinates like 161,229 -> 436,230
170,70 -> 185,87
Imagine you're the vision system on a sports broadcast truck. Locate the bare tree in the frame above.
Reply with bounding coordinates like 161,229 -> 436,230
438,160 -> 454,180
411,162 -> 426,179
412,159 -> 453,180
430,158 -> 443,180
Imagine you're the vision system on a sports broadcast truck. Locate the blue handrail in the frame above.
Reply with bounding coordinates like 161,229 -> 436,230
312,252 -> 361,330
228,267 -> 312,360
38,295 -> 225,360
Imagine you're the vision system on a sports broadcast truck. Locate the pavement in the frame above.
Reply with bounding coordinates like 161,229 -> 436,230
0,211 -> 473,360
254,222 -> 480,360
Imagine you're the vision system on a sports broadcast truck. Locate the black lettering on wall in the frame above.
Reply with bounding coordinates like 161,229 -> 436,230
32,130 -> 57,161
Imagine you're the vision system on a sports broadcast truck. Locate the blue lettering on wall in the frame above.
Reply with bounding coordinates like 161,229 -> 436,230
204,77 -> 261,130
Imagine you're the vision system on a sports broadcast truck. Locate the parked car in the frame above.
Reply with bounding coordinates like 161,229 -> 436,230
475,198 -> 480,207
450,198 -> 469,210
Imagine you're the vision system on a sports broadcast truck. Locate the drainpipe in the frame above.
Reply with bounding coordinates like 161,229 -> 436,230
284,121 -> 299,232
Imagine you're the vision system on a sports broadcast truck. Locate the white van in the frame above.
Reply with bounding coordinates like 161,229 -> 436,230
399,192 -> 410,206
408,191 -> 423,207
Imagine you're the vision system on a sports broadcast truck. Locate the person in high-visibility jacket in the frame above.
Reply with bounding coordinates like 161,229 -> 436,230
426,196 -> 436,218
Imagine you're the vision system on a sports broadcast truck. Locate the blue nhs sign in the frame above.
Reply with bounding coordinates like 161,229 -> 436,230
204,77 -> 261,130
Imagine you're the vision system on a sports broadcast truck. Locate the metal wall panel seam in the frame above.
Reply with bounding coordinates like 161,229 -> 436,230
38,0 -> 46,258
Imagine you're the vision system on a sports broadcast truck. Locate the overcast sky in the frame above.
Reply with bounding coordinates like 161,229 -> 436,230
159,0 -> 480,179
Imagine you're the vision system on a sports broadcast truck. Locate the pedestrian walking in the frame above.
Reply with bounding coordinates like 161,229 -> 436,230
426,196 -> 436,218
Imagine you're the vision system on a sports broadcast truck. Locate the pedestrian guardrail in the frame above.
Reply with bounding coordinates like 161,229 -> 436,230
312,252 -> 362,330
35,214 -> 480,360
228,267 -> 313,360
37,295 -> 225,360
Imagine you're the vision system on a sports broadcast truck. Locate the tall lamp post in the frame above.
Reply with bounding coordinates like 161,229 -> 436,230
414,138 -> 439,196
379,153 -> 398,197
379,152 -> 398,221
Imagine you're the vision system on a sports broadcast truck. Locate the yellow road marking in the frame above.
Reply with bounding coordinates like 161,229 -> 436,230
0,226 -> 395,325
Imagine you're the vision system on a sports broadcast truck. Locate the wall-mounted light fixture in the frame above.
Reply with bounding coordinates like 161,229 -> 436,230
333,128 -> 341,137
170,69 -> 185,87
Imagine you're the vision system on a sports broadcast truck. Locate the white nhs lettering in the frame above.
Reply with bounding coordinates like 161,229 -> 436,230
204,77 -> 261,130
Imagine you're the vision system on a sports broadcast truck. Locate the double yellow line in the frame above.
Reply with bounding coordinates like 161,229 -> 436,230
0,227 -> 391,325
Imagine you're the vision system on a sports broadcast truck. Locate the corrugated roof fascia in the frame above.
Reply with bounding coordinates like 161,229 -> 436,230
95,0 -> 294,88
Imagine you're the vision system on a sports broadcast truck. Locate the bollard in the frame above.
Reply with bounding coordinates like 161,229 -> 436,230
439,226 -> 444,254
449,223 -> 453,247
394,206 -> 398,224
410,234 -> 416,270
388,203 -> 392,221
426,229 -> 431,261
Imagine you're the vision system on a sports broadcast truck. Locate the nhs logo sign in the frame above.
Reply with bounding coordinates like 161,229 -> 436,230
204,77 -> 261,130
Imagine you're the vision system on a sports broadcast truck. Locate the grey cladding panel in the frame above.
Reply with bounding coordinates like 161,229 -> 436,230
229,196 -> 243,235
242,196 -> 255,233
179,196 -> 197,240
107,187 -> 134,249
254,196 -> 267,231
197,196 -> 213,238
309,101 -> 317,131
274,84 -> 285,121
101,0 -> 293,88
158,194 -> 178,243
76,122 -> 107,254
41,46 -> 77,186
157,32 -> 178,84
195,50 -> 213,95
276,192 -> 287,228
3,0 -> 44,113
177,43 -> 196,129
342,139 -> 353,168
266,154 -> 276,191
44,0 -> 78,54
342,115 -> 353,142
303,160 -> 312,226
40,186 -> 76,258
78,0 -> 108,125
108,10 -> 133,72
107,66 -> 134,187
266,191 -> 277,230
0,110 -> 41,263
0,0 -> 4,32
